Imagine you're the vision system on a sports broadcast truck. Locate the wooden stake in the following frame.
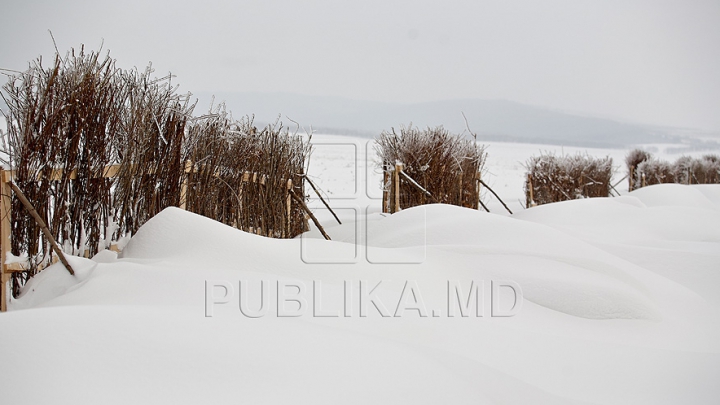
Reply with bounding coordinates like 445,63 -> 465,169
179,160 -> 193,210
474,172 -> 481,210
8,182 -> 75,276
1,170 -> 12,312
382,164 -> 389,213
393,162 -> 402,213
289,189 -> 331,241
457,172 -> 464,206
285,179 -> 292,238
527,174 -> 534,208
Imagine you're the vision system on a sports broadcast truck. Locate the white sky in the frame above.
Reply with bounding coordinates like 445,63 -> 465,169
1,0 -> 719,131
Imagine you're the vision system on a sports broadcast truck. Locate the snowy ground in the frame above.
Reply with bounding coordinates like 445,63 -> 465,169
2,134 -> 720,404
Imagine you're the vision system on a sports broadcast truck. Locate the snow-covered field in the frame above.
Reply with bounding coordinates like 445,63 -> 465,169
2,134 -> 720,404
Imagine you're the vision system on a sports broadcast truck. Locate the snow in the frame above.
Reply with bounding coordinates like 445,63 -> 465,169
1,135 -> 720,404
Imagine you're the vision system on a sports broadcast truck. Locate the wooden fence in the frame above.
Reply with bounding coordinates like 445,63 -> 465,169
0,162 -> 305,312
382,162 -> 482,213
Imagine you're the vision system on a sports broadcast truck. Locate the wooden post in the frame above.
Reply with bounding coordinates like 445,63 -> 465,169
457,172 -> 464,206
527,173 -> 534,208
1,169 -> 12,312
382,163 -> 389,213
285,179 -> 292,238
393,163 -> 402,213
629,166 -> 634,192
474,172 -> 481,210
180,160 -> 193,210
641,173 -> 646,188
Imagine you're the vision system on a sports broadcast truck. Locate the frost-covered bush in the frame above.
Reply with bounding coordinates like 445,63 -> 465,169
525,153 -> 613,207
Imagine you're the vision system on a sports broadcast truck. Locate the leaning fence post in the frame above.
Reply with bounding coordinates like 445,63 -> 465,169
9,181 -> 74,276
1,169 -> 12,312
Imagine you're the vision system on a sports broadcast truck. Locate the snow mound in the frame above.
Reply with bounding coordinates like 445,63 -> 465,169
10,255 -> 97,310
629,183 -> 719,211
366,205 -> 661,320
120,206 -> 663,320
3,140 -> 720,405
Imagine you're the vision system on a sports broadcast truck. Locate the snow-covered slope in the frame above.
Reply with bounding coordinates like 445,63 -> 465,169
2,181 -> 720,404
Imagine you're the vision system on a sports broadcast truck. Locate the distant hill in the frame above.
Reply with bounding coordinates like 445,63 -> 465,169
3,90 -> 717,149
193,92 -> 683,148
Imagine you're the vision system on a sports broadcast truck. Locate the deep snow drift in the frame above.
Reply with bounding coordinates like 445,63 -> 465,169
2,180 -> 720,404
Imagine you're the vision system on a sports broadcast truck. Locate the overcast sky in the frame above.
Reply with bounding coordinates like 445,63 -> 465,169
2,0 -> 719,131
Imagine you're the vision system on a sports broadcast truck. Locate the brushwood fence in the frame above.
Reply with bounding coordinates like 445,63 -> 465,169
0,162 -> 307,311
626,149 -> 720,191
0,45 -> 311,311
376,126 -> 486,213
525,153 -> 613,207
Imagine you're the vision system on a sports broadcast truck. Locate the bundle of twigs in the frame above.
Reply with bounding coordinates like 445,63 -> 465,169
375,125 -> 486,210
525,153 -> 613,206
